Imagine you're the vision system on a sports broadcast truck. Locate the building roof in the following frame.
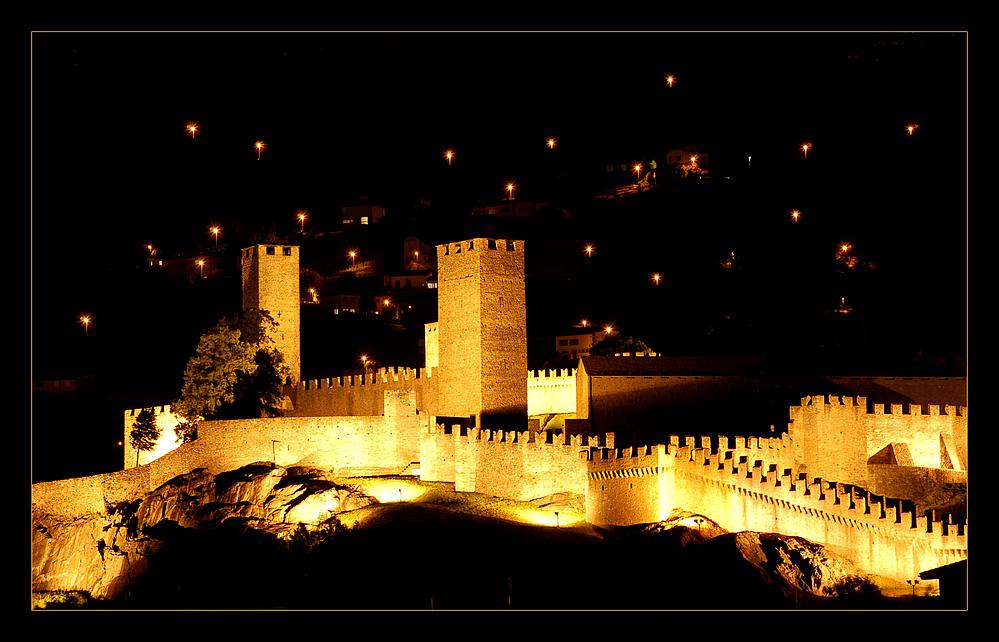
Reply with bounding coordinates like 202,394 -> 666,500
919,559 -> 967,580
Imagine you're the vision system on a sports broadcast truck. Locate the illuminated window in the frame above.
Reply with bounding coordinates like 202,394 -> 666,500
361,216 -> 369,225
283,247 -> 292,256
506,240 -> 515,251
266,246 -> 276,255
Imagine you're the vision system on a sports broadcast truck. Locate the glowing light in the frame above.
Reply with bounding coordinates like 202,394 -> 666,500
906,123 -> 918,136
790,209 -> 801,222
297,210 -> 307,233
546,137 -> 557,149
506,182 -> 516,200
665,74 -> 676,88
689,155 -> 698,166
801,142 -> 811,159
383,298 -> 392,307
186,122 -> 199,139
360,354 -> 369,367
604,324 -> 614,335
633,163 -> 643,181
210,225 -> 221,247
584,244 -> 594,257
580,319 -> 589,327
348,250 -> 357,267
651,273 -> 662,285
444,149 -> 455,165
255,140 -> 266,160
196,259 -> 205,277
79,315 -> 91,336
840,243 -> 851,253
308,287 -> 318,303
355,478 -> 429,504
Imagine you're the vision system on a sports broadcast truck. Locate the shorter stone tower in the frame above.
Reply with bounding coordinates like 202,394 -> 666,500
241,244 -> 301,384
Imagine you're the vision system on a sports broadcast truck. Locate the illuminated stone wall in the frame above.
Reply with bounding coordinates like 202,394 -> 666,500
241,244 -> 301,383
585,436 -> 968,581
424,322 -> 439,370
39,415 -> 421,519
437,238 -> 527,429
789,395 -> 968,494
286,367 -> 436,418
527,368 -> 577,416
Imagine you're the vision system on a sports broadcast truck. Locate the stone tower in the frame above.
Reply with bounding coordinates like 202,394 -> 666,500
241,243 -> 301,384
436,237 -> 527,429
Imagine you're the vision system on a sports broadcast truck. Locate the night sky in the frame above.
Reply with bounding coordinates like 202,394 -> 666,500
29,30 -> 968,480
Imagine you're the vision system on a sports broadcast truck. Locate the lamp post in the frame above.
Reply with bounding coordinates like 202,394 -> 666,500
554,511 -> 559,528
665,74 -> 675,88
80,315 -> 91,336
210,226 -> 221,248
546,137 -> 557,149
186,122 -> 199,139
444,149 -> 455,165
506,182 -> 515,201
801,142 -> 811,159
348,250 -> 357,268
271,440 -> 281,467
255,140 -> 265,160
633,163 -> 643,182
196,259 -> 205,278
297,211 -> 307,233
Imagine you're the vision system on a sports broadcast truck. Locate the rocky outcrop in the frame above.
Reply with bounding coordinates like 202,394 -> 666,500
32,463 -> 375,601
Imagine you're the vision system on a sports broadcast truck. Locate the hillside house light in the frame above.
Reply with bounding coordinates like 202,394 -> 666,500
308,287 -> 318,303
383,298 -> 392,307
444,149 -> 455,165
80,315 -> 91,336
255,140 -> 266,160
801,142 -> 811,159
604,324 -> 614,335
186,122 -> 199,139
580,319 -> 589,327
665,74 -> 676,88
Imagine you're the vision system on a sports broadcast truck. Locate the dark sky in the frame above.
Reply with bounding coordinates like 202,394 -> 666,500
30,31 -> 967,366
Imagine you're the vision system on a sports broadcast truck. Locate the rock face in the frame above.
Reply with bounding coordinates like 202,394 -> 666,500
32,463 -> 375,601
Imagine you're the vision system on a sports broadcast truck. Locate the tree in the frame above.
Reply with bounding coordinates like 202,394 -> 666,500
130,408 -> 161,467
172,309 -> 290,438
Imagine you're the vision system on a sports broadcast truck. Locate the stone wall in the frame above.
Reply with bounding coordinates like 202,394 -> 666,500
37,415 -> 421,519
285,367 -> 435,418
527,368 -> 576,416
789,395 -> 968,493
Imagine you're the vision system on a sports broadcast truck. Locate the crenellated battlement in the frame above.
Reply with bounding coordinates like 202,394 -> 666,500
297,366 -> 431,391
796,394 -> 967,418
528,368 -> 576,381
124,404 -> 174,417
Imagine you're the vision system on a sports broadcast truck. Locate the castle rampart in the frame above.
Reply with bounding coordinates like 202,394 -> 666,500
527,368 -> 577,416
40,414 -> 421,519
789,395 -> 968,495
584,434 -> 967,581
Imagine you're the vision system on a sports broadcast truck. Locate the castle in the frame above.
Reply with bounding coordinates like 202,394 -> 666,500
35,238 -> 967,586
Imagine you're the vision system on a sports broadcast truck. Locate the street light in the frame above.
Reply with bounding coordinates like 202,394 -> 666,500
80,315 -> 91,336
633,163 -> 643,182
210,226 -> 221,247
584,244 -> 594,257
604,324 -> 614,336
255,140 -> 266,160
580,319 -> 589,328
906,123 -> 918,136
186,122 -> 199,139
546,137 -> 557,149
308,287 -> 318,304
444,149 -> 455,165
801,142 -> 811,159
790,209 -> 801,222
554,511 -> 559,528
297,211 -> 307,233
665,74 -> 676,88
348,250 -> 357,267
506,182 -> 515,200
196,259 -> 205,277
651,273 -> 662,285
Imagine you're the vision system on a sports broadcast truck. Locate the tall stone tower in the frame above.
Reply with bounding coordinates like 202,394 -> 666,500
241,243 -> 301,384
437,237 -> 527,429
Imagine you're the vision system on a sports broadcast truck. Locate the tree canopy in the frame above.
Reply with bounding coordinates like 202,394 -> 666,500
172,309 -> 290,442
130,407 -> 161,466
590,334 -> 655,356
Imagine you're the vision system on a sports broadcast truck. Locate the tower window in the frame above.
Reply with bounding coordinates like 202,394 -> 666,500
266,246 -> 276,255
488,239 -> 497,250
468,240 -> 474,250
455,244 -> 461,254
506,240 -> 515,251
283,247 -> 292,256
